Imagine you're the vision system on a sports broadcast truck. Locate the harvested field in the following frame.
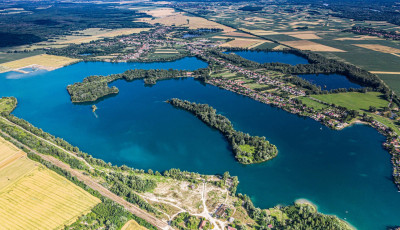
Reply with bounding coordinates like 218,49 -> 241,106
370,71 -> 400,74
282,32 -> 322,40
219,38 -> 268,48
0,137 -> 101,230
353,44 -> 400,54
281,40 -> 346,52
144,8 -> 233,32
239,28 -> 279,35
59,28 -> 151,44
222,31 -> 256,38
121,219 -> 148,230
0,54 -> 79,72
334,36 -> 382,41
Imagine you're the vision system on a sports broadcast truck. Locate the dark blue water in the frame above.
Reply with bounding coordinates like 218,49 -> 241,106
225,50 -> 310,65
298,73 -> 362,90
183,34 -> 200,39
0,58 -> 399,230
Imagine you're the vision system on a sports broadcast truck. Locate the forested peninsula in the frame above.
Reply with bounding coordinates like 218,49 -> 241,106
167,98 -> 278,164
67,69 -> 188,103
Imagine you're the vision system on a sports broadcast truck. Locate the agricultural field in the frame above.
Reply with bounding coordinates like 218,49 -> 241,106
182,3 -> 400,95
219,38 -> 270,48
137,8 -> 234,32
298,97 -> 328,111
311,92 -> 388,111
57,28 -> 152,45
121,219 -> 148,230
0,50 -> 45,64
0,136 -> 101,229
0,54 -> 79,73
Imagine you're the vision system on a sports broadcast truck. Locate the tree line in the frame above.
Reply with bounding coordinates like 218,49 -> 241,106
237,193 -> 352,230
168,98 -> 278,164
67,69 -> 188,103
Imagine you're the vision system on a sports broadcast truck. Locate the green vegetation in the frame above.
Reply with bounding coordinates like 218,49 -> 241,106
67,69 -> 188,102
312,92 -> 388,111
0,3 -> 151,47
168,98 -> 278,164
21,149 -> 156,230
171,212 -> 211,230
239,194 -> 352,230
0,97 -> 17,114
67,200 -> 157,230
298,97 -> 328,111
0,100 -> 354,230
238,144 -> 255,155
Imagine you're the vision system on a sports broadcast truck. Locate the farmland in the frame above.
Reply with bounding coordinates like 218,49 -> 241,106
0,54 -> 79,73
122,219 -> 148,230
311,92 -> 388,111
178,2 -> 400,95
0,136 -> 101,229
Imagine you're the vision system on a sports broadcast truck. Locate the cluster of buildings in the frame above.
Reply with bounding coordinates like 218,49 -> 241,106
345,26 -> 400,40
207,56 -> 306,97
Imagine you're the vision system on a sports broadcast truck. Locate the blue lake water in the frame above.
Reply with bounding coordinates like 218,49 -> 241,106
298,73 -> 362,90
226,51 -> 362,90
225,50 -> 310,65
0,57 -> 399,230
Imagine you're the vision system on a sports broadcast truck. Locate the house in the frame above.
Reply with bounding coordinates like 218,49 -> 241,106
199,220 -> 206,229
227,226 -> 237,230
215,204 -> 227,217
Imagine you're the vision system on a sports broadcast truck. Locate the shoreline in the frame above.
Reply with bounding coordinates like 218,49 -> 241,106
295,198 -> 357,230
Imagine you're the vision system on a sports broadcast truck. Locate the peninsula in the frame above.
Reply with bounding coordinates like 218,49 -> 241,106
168,98 -> 278,164
67,69 -> 189,103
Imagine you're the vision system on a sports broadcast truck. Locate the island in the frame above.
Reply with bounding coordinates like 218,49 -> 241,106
167,98 -> 278,164
67,69 -> 189,103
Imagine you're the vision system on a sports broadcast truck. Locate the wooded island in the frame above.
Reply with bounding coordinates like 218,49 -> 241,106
168,98 -> 278,164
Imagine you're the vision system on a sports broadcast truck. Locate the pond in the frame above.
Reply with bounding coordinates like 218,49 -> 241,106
224,50 -> 310,65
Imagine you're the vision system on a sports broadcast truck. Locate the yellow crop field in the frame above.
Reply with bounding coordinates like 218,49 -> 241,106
353,44 -> 400,54
0,137 -> 101,230
219,38 -> 268,48
281,32 -> 322,40
142,8 -> 234,32
281,40 -> 346,52
59,28 -> 151,44
0,54 -> 79,72
121,220 -> 148,230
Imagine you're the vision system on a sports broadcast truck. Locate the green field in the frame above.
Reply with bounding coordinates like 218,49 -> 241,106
239,144 -> 255,154
298,96 -> 328,111
311,92 -> 388,111
0,97 -> 17,113
376,74 -> 400,96
0,50 -> 45,64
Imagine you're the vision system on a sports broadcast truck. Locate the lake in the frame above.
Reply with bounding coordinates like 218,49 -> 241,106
297,73 -> 362,90
224,50 -> 310,65
228,50 -> 362,90
0,57 -> 399,230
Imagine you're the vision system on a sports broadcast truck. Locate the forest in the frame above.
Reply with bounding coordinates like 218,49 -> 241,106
168,98 -> 278,164
0,2 -> 151,47
67,69 -> 188,102
238,194 -> 352,230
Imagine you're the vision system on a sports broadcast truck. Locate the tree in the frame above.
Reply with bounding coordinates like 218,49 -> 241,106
369,106 -> 377,112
